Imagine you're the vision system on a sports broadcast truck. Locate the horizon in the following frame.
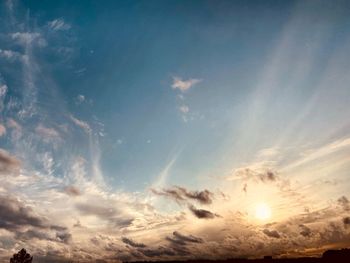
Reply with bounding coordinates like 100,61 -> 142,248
1,0 -> 350,262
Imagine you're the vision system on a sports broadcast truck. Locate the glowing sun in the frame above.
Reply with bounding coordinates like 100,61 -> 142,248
255,203 -> 272,220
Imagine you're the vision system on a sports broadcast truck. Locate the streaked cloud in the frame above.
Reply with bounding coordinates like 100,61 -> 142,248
48,18 -> 71,31
151,186 -> 214,205
188,205 -> 218,219
172,77 -> 201,92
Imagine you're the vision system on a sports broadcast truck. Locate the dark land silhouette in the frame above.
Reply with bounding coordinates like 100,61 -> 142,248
126,249 -> 350,263
8,248 -> 350,263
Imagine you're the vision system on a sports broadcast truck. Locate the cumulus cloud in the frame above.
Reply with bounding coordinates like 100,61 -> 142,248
0,149 -> 21,176
122,237 -> 146,248
188,205 -> 218,219
151,186 -> 214,205
172,77 -> 201,92
0,195 -> 45,230
48,18 -> 71,31
262,229 -> 281,238
299,224 -> 312,237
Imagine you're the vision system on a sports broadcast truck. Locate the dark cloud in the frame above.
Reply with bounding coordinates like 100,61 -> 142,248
0,195 -> 71,245
138,246 -> 176,257
299,224 -> 312,237
64,186 -> 81,196
151,186 -> 214,205
173,231 -> 203,244
263,229 -> 281,238
188,205 -> 218,219
235,168 -> 278,183
166,231 -> 203,246
56,230 -> 72,243
343,217 -> 350,226
122,237 -> 146,248
0,148 -> 21,176
0,195 -> 45,230
338,196 -> 350,211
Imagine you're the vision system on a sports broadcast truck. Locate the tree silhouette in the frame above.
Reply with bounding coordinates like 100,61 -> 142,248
10,248 -> 33,263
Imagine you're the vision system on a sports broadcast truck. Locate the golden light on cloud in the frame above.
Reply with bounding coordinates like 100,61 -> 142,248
255,203 -> 272,221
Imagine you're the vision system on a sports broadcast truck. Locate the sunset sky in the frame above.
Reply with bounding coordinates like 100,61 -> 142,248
1,0 -> 350,262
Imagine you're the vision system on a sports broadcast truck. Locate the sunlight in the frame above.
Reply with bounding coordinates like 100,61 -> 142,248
255,203 -> 272,220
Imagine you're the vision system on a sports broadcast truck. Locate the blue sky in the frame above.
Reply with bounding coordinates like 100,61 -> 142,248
1,0 -> 350,262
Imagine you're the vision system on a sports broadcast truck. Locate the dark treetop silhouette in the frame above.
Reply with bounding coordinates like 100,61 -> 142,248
10,249 -> 33,263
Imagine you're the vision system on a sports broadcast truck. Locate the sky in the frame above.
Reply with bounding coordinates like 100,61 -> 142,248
0,0 -> 350,262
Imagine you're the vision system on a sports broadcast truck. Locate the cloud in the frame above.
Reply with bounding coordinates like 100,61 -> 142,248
48,18 -> 71,31
234,167 -> 278,183
35,124 -> 61,143
122,237 -> 146,248
69,114 -> 91,134
151,186 -> 214,205
0,49 -> 26,62
171,77 -> 201,92
343,217 -> 350,226
0,148 -> 21,176
10,32 -> 46,47
64,186 -> 81,196
179,105 -> 189,114
299,224 -> 312,237
75,202 -> 134,227
188,205 -> 218,219
0,196 -> 45,230
262,229 -> 281,238
166,231 -> 203,246
76,94 -> 85,104
0,124 -> 6,136
0,84 -> 8,111
138,246 -> 176,258
338,196 -> 350,211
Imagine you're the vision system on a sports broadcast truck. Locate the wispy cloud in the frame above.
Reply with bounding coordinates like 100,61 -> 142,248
11,32 -> 47,47
151,186 -> 214,205
48,18 -> 71,31
35,124 -> 61,143
69,114 -> 91,134
172,77 -> 201,92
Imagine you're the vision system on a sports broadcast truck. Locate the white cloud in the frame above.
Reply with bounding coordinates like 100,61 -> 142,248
0,49 -> 27,62
69,115 -> 91,134
76,94 -> 85,104
11,32 -> 47,47
179,105 -> 189,114
0,84 -> 7,111
48,18 -> 71,31
171,77 -> 201,92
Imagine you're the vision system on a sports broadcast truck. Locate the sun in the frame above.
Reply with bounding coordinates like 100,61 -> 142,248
255,203 -> 272,220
